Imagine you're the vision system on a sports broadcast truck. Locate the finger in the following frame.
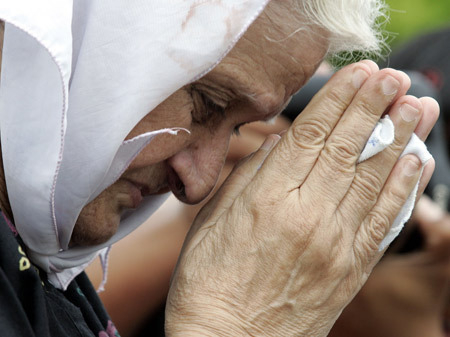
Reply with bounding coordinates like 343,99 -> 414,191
416,157 -> 435,204
302,69 -> 411,205
414,96 -> 440,141
203,134 -> 281,218
242,116 -> 290,136
340,95 -> 423,230
257,61 -> 376,190
227,130 -> 267,162
412,96 -> 439,204
354,154 -> 423,267
359,59 -> 380,74
227,117 -> 290,162
187,134 -> 281,241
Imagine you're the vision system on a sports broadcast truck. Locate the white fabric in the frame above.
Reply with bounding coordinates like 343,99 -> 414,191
0,0 -> 270,290
0,1 -> 430,291
357,116 -> 432,250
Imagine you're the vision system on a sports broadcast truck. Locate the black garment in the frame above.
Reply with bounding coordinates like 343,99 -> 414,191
0,211 -> 120,337
135,303 -> 166,337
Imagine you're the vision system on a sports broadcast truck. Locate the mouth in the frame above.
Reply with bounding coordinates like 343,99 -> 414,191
122,179 -> 169,209
121,179 -> 144,208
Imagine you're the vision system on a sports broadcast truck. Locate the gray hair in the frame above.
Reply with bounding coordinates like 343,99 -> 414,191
302,0 -> 388,55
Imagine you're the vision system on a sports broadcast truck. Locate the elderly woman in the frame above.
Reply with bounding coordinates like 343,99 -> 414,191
0,0 -> 439,336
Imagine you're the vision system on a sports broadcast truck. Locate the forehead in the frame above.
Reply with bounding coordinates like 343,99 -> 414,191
202,1 -> 329,117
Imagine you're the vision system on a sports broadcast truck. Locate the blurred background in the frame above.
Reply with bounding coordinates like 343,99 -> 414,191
386,0 -> 450,47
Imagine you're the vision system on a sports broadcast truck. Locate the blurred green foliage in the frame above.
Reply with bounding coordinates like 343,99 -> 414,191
386,0 -> 450,47
328,0 -> 450,68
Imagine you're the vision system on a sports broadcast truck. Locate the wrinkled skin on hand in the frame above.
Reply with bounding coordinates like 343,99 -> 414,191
165,61 -> 439,337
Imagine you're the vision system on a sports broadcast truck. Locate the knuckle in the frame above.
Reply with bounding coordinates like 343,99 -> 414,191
322,136 -> 360,169
289,119 -> 328,149
364,211 -> 391,248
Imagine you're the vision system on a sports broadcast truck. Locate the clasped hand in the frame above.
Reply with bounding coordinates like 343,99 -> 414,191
166,61 -> 439,337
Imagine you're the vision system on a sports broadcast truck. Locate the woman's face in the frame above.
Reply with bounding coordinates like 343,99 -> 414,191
70,1 -> 330,246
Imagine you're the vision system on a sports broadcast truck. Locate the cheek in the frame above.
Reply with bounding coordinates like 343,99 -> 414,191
190,128 -> 232,185
126,88 -> 194,169
201,129 -> 231,166
71,187 -> 122,246
127,131 -> 192,170
127,88 -> 194,139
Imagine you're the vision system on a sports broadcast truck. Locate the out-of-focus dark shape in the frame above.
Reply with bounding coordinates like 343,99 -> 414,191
384,28 -> 450,131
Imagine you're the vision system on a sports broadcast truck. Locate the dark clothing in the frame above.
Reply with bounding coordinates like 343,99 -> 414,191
0,211 -> 120,337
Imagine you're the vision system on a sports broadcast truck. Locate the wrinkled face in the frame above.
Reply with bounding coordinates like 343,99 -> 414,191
70,1 -> 330,246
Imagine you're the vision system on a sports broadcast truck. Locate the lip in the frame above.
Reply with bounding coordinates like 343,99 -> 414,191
121,179 -> 143,209
122,179 -> 144,208
125,179 -> 150,196
123,178 -> 170,204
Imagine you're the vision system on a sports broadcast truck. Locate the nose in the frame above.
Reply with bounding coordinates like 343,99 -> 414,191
167,126 -> 231,204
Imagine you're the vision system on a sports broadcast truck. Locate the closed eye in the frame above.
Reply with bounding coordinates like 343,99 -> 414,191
190,86 -> 228,125
233,122 -> 246,136
204,93 -> 225,115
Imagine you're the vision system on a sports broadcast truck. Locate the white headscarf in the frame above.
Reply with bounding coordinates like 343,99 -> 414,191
0,0 -> 270,290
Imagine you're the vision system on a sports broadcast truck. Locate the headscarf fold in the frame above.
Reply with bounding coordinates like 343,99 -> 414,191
0,0 -> 270,290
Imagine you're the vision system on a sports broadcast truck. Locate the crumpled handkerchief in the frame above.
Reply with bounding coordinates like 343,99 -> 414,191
357,116 -> 432,250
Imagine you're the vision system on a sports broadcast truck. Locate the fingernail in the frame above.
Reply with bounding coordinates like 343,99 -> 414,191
399,103 -> 420,122
382,76 -> 400,96
352,69 -> 369,89
403,155 -> 421,176
261,135 -> 280,150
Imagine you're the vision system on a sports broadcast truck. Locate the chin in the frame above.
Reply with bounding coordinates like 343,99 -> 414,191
70,205 -> 121,247
71,179 -> 144,247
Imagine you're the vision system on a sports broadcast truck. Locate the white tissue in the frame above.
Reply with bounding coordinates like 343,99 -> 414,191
357,116 -> 432,251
